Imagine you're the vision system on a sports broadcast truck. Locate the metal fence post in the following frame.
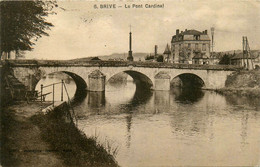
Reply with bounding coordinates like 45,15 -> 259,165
53,84 -> 55,106
41,84 -> 43,102
61,80 -> 63,101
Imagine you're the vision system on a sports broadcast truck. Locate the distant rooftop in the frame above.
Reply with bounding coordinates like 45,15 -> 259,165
171,29 -> 209,42
231,53 -> 258,60
179,29 -> 204,36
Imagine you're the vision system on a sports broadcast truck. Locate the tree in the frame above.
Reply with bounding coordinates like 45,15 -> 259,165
179,46 -> 192,63
0,0 -> 57,58
145,55 -> 154,60
219,54 -> 231,65
156,55 -> 164,62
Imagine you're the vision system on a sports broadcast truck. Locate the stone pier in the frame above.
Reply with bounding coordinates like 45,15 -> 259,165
154,72 -> 171,91
88,70 -> 106,92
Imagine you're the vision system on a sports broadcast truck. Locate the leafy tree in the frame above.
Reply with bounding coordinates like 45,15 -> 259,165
219,54 -> 231,65
0,0 -> 57,58
145,55 -> 154,60
156,55 -> 164,62
179,46 -> 192,63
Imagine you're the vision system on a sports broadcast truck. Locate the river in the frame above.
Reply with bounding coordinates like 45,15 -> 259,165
36,73 -> 260,167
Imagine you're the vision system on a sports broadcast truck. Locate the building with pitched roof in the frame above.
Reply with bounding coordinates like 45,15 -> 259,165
230,52 -> 259,69
171,29 -> 211,64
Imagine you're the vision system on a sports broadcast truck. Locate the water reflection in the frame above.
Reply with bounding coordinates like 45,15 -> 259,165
240,112 -> 249,151
224,94 -> 260,111
172,87 -> 204,104
120,87 -> 153,112
87,91 -> 105,108
154,91 -> 170,106
125,114 -> 133,148
36,74 -> 260,167
80,82 -> 260,166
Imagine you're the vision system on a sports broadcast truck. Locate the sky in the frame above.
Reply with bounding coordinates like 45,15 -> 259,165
26,0 -> 260,60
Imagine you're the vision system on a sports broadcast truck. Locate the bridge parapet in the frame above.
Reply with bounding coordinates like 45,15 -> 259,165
2,59 -> 240,92
2,60 -> 242,71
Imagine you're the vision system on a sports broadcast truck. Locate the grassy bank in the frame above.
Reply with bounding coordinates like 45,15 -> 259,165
216,69 -> 260,97
0,102 -> 63,167
1,107 -> 21,166
30,103 -> 119,167
216,88 -> 260,98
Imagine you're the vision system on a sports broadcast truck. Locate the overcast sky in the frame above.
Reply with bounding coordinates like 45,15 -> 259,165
26,0 -> 260,60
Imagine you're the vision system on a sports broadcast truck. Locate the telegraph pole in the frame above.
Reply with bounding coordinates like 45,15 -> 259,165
242,36 -> 246,68
242,36 -> 254,70
246,37 -> 254,69
210,27 -> 215,58
245,37 -> 249,69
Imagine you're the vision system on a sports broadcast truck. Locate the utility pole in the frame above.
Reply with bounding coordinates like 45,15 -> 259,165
242,36 -> 246,68
242,36 -> 254,70
210,27 -> 215,58
245,37 -> 249,69
245,37 -> 254,69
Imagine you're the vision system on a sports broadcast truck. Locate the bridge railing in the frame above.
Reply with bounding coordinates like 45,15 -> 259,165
40,80 -> 77,126
3,59 -> 243,70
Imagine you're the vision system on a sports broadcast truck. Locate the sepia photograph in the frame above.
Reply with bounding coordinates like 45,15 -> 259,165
0,0 -> 260,166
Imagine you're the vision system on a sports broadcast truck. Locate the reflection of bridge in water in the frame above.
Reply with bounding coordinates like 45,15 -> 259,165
6,60 -> 240,95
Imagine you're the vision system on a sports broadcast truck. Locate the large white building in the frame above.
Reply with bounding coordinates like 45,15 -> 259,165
171,29 -> 211,64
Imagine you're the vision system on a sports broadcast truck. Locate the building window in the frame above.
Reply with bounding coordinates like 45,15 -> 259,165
188,43 -> 191,49
179,44 -> 181,50
194,35 -> 200,40
202,44 -> 206,51
195,44 -> 198,49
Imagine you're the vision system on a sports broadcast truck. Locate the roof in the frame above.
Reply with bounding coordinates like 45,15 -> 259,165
171,29 -> 209,42
231,53 -> 258,60
192,53 -> 209,59
91,57 -> 101,60
180,29 -> 203,35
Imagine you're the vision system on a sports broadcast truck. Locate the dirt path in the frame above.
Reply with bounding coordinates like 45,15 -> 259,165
1,102 -> 65,167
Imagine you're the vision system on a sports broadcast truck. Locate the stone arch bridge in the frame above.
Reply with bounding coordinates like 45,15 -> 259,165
4,60 -> 240,92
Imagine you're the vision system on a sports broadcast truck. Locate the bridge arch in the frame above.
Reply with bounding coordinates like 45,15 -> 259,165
171,73 -> 205,88
61,71 -> 87,99
35,71 -> 87,100
106,70 -> 153,90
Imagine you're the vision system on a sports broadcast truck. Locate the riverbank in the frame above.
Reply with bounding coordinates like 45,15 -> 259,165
0,101 -> 118,167
0,102 -> 64,166
216,69 -> 260,97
